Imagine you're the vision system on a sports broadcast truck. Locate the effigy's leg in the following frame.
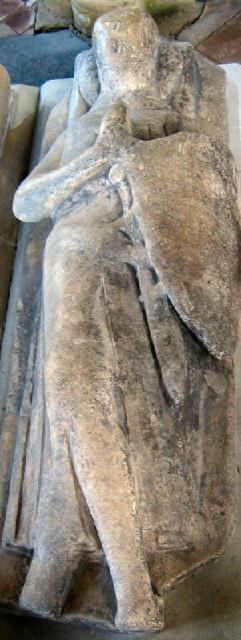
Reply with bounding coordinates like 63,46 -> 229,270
31,223 -> 163,631
19,238 -> 99,618
20,394 -> 98,617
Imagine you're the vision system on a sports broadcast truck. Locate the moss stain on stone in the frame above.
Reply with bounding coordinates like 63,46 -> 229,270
145,0 -> 197,19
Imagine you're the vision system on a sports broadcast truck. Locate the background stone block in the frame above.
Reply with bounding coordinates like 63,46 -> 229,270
0,81 -> 39,343
35,0 -> 73,32
70,0 -> 204,35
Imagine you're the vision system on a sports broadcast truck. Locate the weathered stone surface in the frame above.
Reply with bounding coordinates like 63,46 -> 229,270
154,0 -> 204,37
222,63 -> 241,181
39,0 -> 72,17
0,80 -> 38,343
0,78 -> 57,621
0,65 -> 10,154
194,52 -> 229,146
0,8 -> 240,635
31,78 -> 72,163
2,65 -> 241,640
35,0 -> 73,32
71,0 -> 143,33
71,0 -> 203,35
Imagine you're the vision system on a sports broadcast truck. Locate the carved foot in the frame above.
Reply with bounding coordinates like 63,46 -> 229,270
19,552 -> 80,618
115,595 -> 164,632
20,563 -> 62,617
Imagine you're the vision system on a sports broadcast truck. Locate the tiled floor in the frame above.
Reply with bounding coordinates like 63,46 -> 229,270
0,0 -> 36,37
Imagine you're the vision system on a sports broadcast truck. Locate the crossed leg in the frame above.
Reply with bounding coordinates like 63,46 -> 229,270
21,221 -> 163,631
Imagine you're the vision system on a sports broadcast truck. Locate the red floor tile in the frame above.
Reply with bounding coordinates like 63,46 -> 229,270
5,4 -> 35,34
0,0 -> 23,21
198,11 -> 241,63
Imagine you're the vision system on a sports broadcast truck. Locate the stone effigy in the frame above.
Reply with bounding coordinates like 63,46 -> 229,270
0,9 -> 240,633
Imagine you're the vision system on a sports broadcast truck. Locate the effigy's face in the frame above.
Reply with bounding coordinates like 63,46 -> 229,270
93,11 -> 159,95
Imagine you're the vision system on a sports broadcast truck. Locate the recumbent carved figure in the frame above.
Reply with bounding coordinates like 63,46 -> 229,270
1,9 -> 240,632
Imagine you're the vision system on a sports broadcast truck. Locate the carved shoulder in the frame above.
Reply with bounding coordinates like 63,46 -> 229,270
157,38 -> 228,146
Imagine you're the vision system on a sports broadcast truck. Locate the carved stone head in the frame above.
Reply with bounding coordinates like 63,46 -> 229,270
93,10 -> 159,97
